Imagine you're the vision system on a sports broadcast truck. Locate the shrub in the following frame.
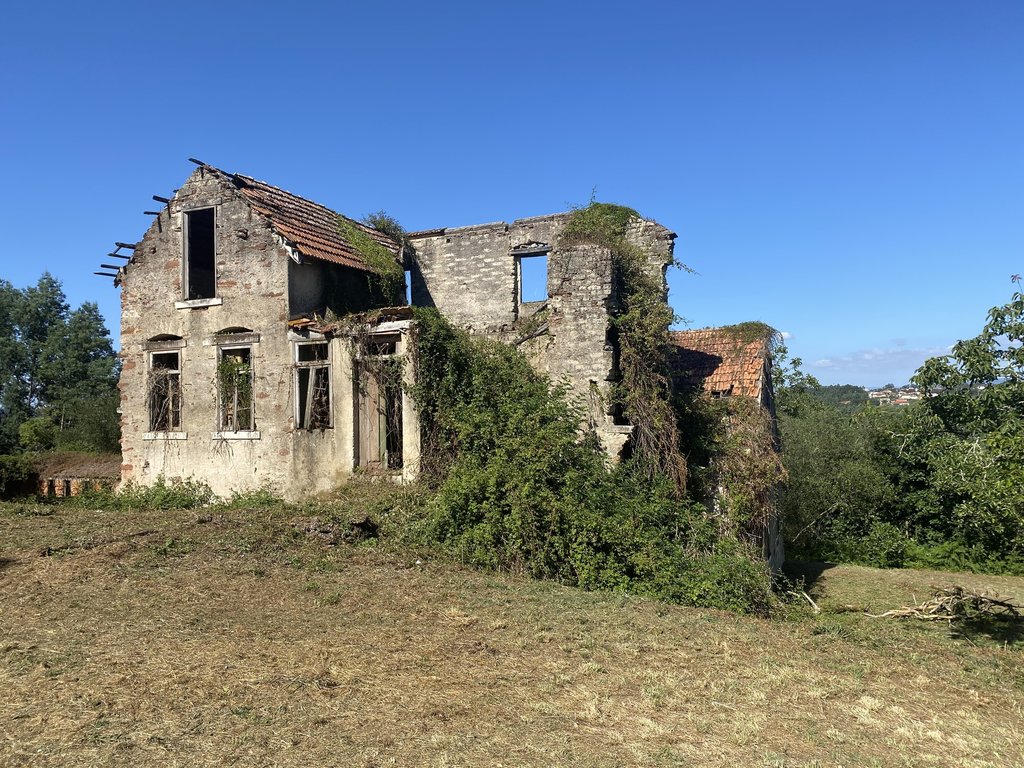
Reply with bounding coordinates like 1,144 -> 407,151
19,416 -> 56,452
0,455 -> 36,499
409,308 -> 775,613
69,476 -> 214,511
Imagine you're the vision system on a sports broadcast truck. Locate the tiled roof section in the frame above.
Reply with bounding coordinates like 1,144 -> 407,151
202,165 -> 399,272
669,327 -> 771,399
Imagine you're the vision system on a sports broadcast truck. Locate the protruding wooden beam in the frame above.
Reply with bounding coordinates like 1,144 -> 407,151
115,242 -> 137,250
100,263 -> 122,270
188,157 -> 206,166
144,210 -> 162,216
152,195 -> 171,204
94,272 -> 118,278
108,253 -> 131,259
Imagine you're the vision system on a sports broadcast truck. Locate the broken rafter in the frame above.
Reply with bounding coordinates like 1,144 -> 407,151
152,195 -> 171,204
94,272 -> 118,278
115,242 -> 137,250
100,263 -> 123,270
188,157 -> 207,167
143,210 -> 162,216
107,253 -> 131,260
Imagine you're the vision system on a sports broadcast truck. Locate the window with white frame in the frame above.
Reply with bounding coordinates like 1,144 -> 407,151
295,341 -> 331,429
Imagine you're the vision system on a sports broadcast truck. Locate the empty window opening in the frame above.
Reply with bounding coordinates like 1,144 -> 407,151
148,351 -> 182,431
63,479 -> 72,497
185,208 -> 216,300
356,335 -> 403,470
518,253 -> 549,303
295,342 -> 331,430
46,478 -> 55,497
218,347 -> 254,431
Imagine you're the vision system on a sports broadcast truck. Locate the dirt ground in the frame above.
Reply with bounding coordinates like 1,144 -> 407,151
1,502 -> 1022,767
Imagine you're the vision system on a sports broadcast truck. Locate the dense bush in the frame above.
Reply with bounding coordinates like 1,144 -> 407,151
410,307 -> 775,613
778,287 -> 1024,573
0,454 -> 36,499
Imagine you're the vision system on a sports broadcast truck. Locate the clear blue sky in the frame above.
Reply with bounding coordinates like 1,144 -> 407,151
2,1 -> 1021,386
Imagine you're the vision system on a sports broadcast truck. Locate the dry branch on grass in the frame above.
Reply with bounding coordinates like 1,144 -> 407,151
866,585 -> 1021,623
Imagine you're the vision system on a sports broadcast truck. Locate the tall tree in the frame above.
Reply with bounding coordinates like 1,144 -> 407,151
15,273 -> 70,409
0,274 -> 119,453
0,281 -> 29,452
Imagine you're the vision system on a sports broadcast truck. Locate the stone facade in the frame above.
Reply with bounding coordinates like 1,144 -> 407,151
408,213 -> 675,456
118,163 -> 674,498
119,166 -> 418,500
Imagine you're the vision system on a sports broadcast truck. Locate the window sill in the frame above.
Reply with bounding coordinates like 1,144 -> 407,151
175,297 -> 223,310
211,430 -> 261,440
144,431 -> 188,440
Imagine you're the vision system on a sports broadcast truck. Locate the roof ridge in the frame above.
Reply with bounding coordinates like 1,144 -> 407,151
187,161 -> 398,272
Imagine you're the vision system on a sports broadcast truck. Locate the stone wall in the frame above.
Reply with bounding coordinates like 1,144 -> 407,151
119,168 -> 395,500
408,212 -> 675,456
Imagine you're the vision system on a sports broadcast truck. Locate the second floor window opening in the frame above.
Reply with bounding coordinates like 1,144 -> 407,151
185,208 -> 216,300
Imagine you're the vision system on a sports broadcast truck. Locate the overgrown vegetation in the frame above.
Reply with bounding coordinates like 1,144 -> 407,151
407,302 -> 774,613
779,284 -> 1024,573
560,202 -> 689,492
337,214 -> 405,302
68,476 -> 215,511
673,322 -> 786,554
0,454 -> 35,498
216,354 -> 254,431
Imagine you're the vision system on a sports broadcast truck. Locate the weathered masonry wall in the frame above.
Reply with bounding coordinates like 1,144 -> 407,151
119,168 -> 399,500
408,213 -> 675,455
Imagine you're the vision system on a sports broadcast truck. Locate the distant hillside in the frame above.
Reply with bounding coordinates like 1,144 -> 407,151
809,384 -> 869,414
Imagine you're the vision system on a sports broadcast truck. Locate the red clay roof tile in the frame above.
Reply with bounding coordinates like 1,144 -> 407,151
201,165 -> 400,273
670,327 -> 771,399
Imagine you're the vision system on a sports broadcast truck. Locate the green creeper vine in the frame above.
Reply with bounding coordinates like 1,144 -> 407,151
337,214 -> 405,302
560,202 -> 689,495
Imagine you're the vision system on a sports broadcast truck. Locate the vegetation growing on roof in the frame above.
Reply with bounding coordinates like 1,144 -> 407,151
560,202 -> 689,494
363,211 -> 409,250
336,215 -> 405,302
719,321 -> 779,347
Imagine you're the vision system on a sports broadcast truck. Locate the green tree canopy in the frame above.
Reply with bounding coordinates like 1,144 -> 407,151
0,274 -> 119,453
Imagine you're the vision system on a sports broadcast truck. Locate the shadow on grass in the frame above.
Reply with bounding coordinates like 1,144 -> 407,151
957,613 -> 1024,647
0,557 -> 17,572
782,560 -> 838,596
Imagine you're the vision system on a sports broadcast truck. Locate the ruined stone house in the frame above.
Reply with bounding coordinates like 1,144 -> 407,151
116,162 -> 674,500
670,327 -> 785,569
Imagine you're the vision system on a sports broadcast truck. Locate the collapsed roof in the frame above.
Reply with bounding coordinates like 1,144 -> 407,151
195,162 -> 400,274
670,325 -> 775,400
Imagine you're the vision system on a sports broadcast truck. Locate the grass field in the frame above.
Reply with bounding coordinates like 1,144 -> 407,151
1,498 -> 1022,767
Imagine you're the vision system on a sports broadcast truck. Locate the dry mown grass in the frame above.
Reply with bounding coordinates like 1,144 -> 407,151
1,501 -> 1022,767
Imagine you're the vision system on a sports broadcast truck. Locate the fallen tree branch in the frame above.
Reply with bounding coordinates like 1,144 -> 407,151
866,586 -> 1020,623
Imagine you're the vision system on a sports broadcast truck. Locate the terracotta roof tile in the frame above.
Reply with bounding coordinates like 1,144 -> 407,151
203,165 -> 400,273
669,327 -> 771,399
